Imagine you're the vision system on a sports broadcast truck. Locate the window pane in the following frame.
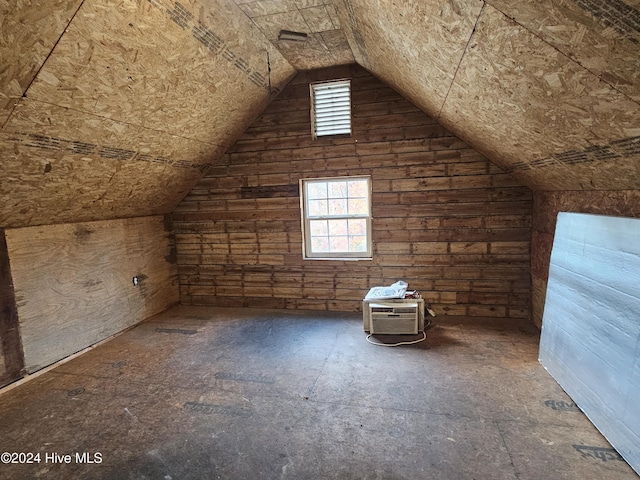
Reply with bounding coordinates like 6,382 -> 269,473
302,176 -> 371,258
308,199 -> 327,217
307,182 -> 327,200
348,218 -> 367,235
309,220 -> 328,236
328,219 -> 348,235
348,179 -> 368,198
328,199 -> 347,215
329,236 -> 348,252
311,236 -> 330,252
348,198 -> 368,215
349,235 -> 367,252
328,181 -> 347,198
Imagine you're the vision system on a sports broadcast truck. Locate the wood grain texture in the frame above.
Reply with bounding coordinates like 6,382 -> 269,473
335,0 -> 640,193
0,100 -> 221,228
0,0 -> 81,125
173,65 -> 533,319
0,230 -> 24,387
24,0 -> 294,144
439,4 -> 640,191
238,0 -> 354,69
531,190 -> 640,327
334,0 -> 484,115
488,0 -> 640,102
4,216 -> 179,373
0,0 -> 296,229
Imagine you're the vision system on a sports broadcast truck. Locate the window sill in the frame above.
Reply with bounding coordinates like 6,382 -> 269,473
303,256 -> 373,261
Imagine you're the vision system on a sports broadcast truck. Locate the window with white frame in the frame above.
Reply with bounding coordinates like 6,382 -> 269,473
300,176 -> 372,259
310,80 -> 351,139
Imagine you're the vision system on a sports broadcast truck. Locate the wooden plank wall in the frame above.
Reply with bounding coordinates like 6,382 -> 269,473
531,191 -> 640,328
4,215 -> 179,374
173,65 -> 533,318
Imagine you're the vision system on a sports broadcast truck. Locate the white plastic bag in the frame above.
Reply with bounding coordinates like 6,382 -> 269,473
364,280 -> 408,300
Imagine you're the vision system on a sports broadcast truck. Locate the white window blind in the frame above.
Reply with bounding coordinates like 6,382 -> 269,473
311,80 -> 351,138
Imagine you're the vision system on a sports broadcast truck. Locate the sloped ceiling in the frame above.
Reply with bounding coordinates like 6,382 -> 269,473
0,0 -> 296,229
1,0 -> 639,229
334,0 -> 640,190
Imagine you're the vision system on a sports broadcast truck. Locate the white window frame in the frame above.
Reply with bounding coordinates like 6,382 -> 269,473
299,176 -> 372,260
310,79 -> 352,139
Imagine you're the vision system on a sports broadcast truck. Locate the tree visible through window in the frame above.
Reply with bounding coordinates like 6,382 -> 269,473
300,176 -> 372,259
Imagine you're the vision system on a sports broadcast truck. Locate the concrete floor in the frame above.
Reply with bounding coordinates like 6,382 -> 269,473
0,305 -> 637,480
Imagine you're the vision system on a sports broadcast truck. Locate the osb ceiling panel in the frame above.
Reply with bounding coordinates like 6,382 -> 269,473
334,0 -> 484,114
25,0 -> 295,145
0,0 -> 296,228
335,0 -> 639,191
0,100 -> 221,228
488,0 -> 640,102
439,4 -> 640,191
237,0 -> 355,69
0,0 -> 82,126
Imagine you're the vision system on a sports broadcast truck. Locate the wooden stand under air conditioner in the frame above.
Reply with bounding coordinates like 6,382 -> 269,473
362,298 -> 424,334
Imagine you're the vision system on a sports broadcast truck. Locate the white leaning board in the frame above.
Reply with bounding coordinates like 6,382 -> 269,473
539,212 -> 640,474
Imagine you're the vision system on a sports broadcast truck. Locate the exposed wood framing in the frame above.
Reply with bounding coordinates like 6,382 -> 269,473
0,230 -> 24,387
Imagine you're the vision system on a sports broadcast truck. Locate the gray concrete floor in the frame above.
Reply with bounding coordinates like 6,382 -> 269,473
0,305 -> 637,479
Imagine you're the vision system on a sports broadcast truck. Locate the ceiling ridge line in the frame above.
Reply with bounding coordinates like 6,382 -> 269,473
485,1 -> 640,109
0,0 -> 88,132
436,1 -> 486,122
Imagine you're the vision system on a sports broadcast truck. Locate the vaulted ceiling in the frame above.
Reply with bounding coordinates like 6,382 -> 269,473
1,0 -> 639,229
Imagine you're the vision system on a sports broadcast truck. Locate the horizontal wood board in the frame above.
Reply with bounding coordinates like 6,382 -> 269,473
173,65 -> 533,318
5,215 -> 180,373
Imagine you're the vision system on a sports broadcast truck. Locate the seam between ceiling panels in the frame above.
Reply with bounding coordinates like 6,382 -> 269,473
1,0 -> 88,131
436,0 -> 486,122
484,0 -> 640,108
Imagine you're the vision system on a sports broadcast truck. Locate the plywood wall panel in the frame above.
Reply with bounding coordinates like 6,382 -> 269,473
333,0 -> 640,192
439,4 -> 640,191
236,0 -> 354,69
5,215 -> 179,373
174,65 -> 532,319
0,0 -> 82,125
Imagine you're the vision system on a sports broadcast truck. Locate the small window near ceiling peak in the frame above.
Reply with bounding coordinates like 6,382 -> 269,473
310,79 -> 351,139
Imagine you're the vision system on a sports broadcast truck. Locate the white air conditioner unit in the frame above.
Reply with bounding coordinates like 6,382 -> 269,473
369,302 -> 419,335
